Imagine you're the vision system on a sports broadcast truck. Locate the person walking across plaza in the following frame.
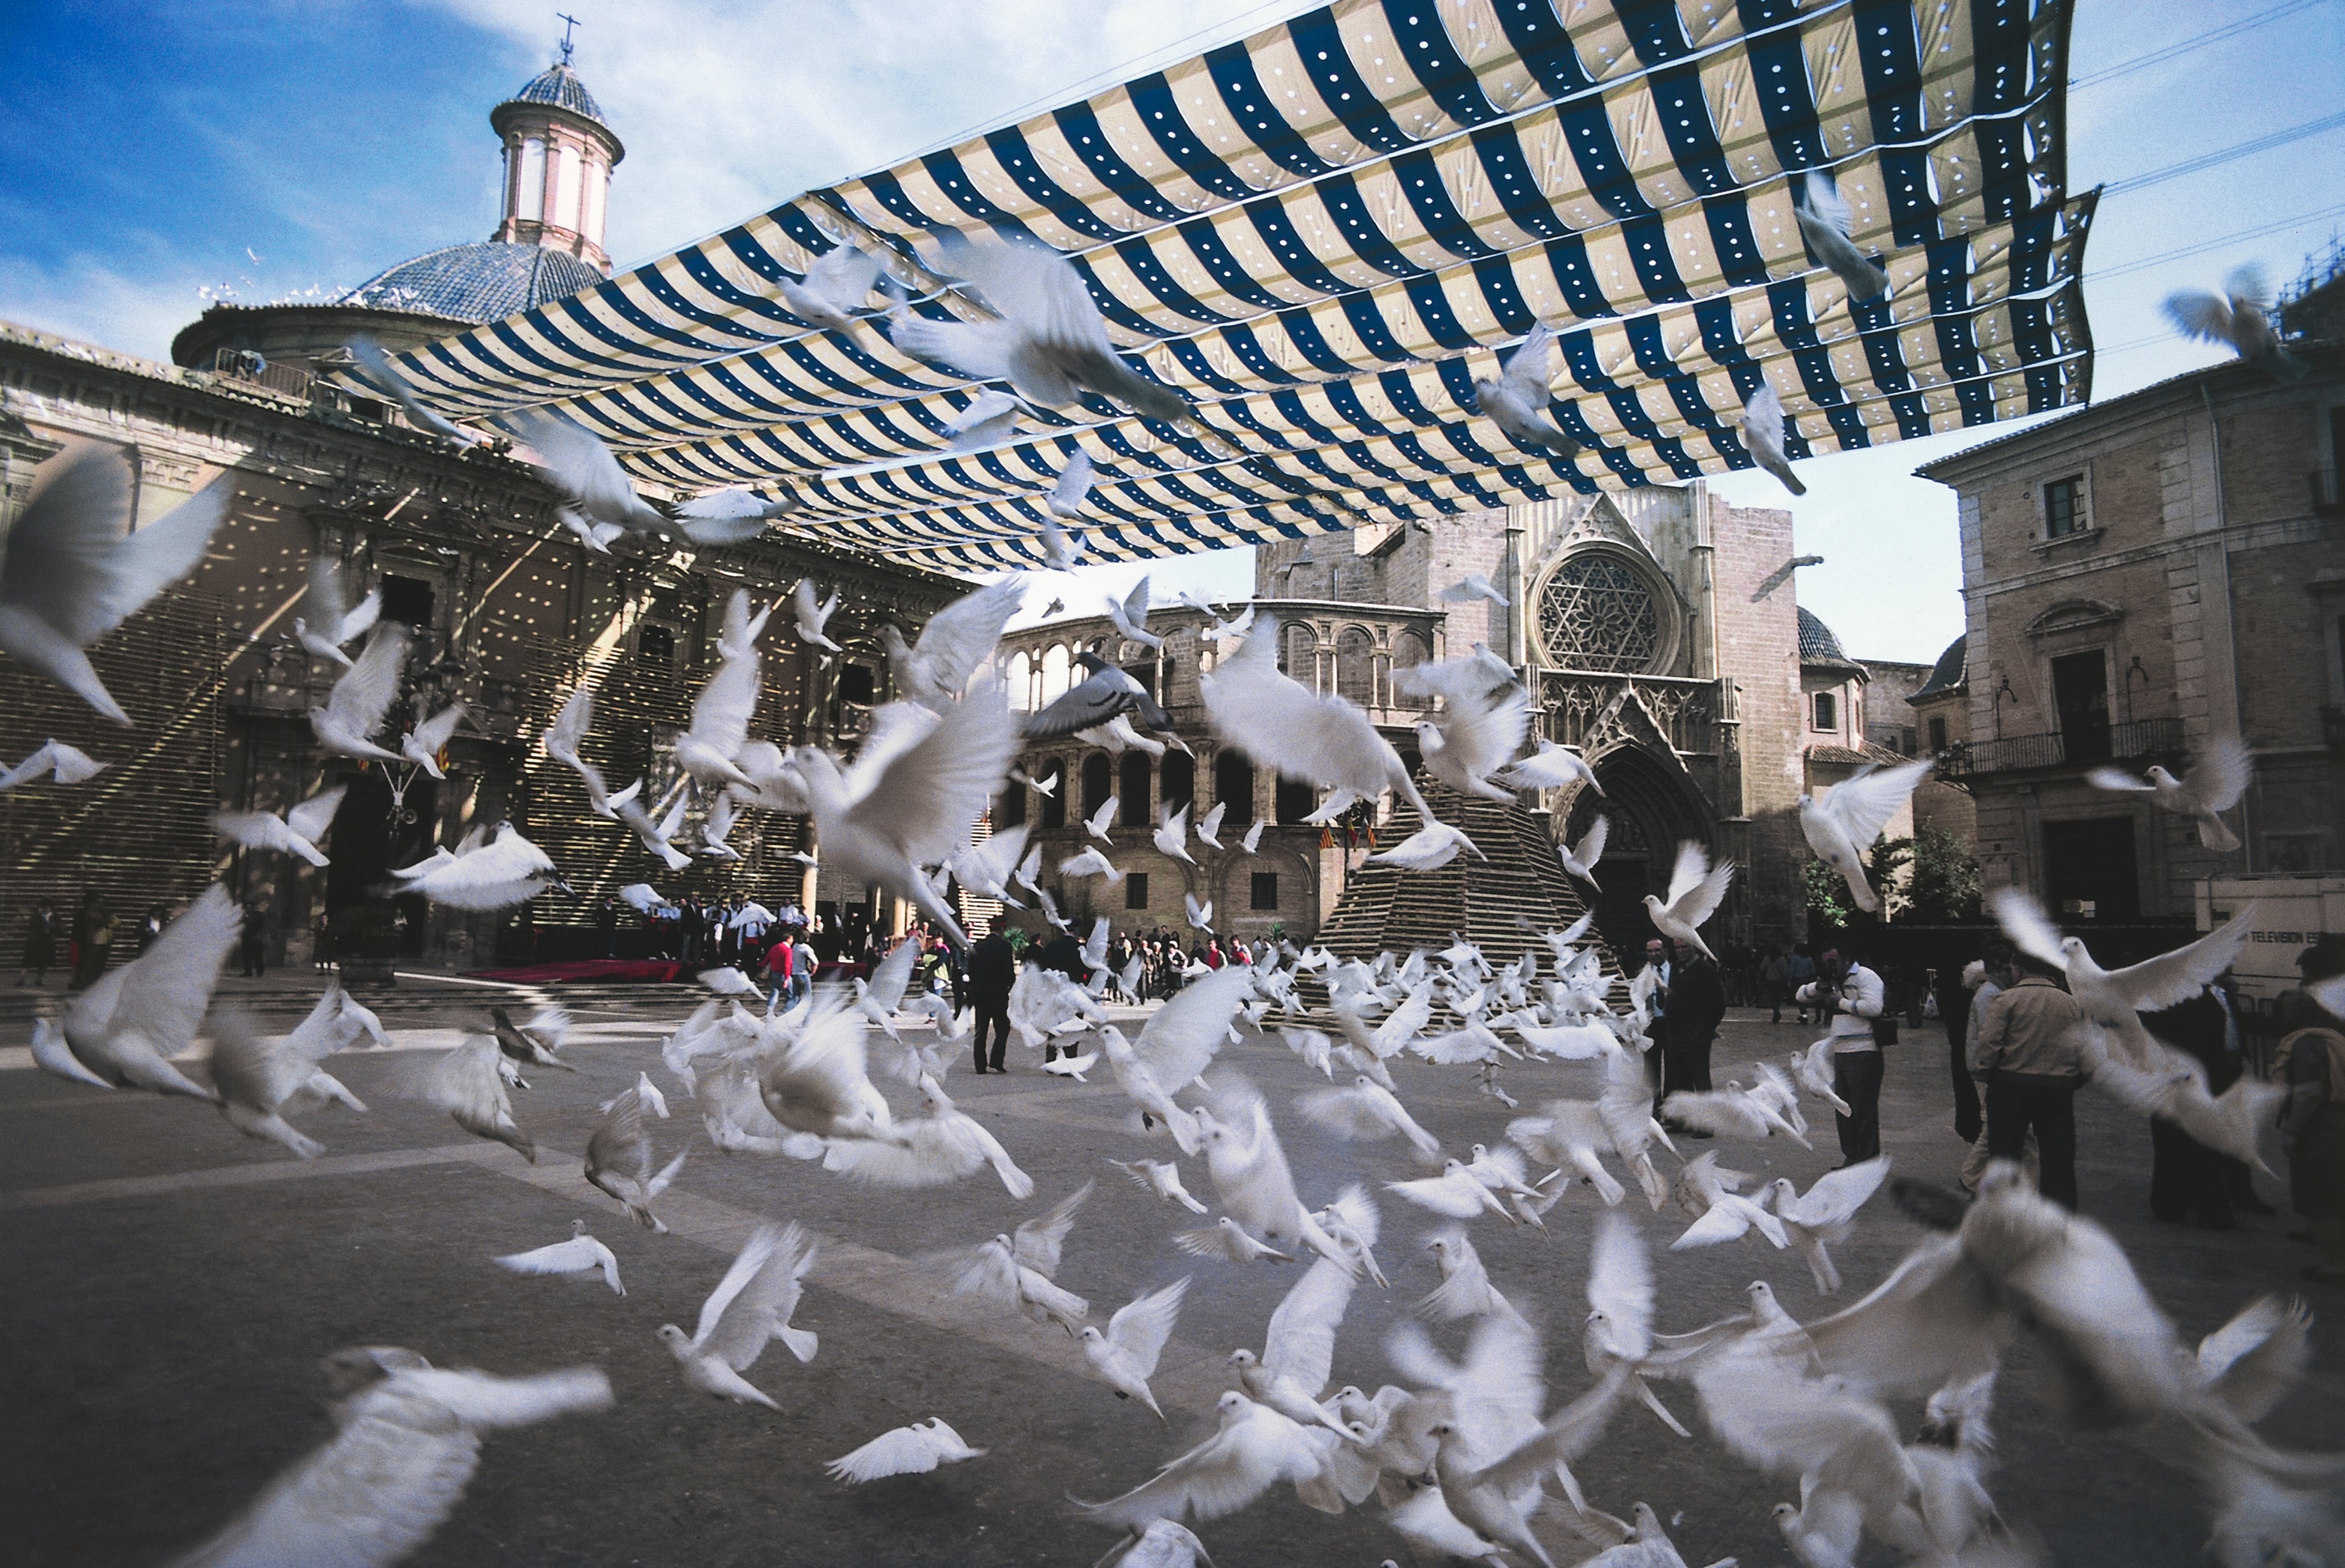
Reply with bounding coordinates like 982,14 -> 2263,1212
17,899 -> 57,987
1974,952 -> 2087,1209
1797,946 -> 1887,1167
71,892 -> 116,989
1639,937 -> 1671,1091
1787,946 -> 1817,1025
967,927 -> 1015,1075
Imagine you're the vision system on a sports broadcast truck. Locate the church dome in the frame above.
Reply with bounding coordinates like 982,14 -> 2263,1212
1797,606 -> 1859,668
337,242 -> 602,324
498,61 -> 613,134
1912,634 -> 1966,698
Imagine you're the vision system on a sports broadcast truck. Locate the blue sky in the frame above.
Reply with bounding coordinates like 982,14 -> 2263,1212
3,0 -> 2340,660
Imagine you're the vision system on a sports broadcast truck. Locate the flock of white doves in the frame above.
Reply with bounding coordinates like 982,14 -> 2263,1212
0,230 -> 2324,1562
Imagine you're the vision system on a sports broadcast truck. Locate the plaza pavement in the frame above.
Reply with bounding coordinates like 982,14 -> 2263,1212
0,967 -> 2335,1567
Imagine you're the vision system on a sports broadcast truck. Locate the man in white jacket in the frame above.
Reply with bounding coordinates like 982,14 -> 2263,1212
1797,946 -> 1887,1166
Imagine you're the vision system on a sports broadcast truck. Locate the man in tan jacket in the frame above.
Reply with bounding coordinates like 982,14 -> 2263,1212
1975,954 -> 2087,1208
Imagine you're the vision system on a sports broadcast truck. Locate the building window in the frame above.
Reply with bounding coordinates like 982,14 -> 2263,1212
995,780 -> 1026,827
1275,776 -> 1315,824
836,664 -> 875,707
2051,651 -> 2110,762
1081,753 -> 1113,822
1812,691 -> 1838,731
638,623 -> 675,668
1928,715 -> 1948,752
1119,753 -> 1152,827
1537,553 -> 1662,673
1160,751 -> 1194,815
380,575 -> 434,628
1124,873 -> 1149,910
1214,749 -> 1254,811
2044,475 -> 2085,538
1251,872 -> 1279,911
1038,762 -> 1065,830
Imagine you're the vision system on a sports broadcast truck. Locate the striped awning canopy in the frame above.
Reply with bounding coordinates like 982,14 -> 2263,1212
377,0 -> 2093,572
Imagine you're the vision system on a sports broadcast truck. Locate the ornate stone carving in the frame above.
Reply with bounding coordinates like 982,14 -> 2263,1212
1536,554 -> 1661,674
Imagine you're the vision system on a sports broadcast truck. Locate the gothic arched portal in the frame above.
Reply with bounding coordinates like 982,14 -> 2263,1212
1564,743 -> 1713,957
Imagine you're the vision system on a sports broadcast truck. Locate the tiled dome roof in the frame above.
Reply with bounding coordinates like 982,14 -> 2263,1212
500,61 -> 611,131
337,243 -> 602,324
1912,635 -> 1967,699
1797,606 -> 1857,667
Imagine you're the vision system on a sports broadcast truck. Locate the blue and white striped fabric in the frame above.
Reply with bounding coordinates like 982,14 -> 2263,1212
377,0 -> 2093,569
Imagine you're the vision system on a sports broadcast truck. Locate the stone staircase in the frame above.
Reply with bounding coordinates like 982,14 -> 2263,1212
1314,781 -> 1620,982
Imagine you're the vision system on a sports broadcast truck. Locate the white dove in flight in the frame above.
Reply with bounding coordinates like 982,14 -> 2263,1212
1990,886 -> 2255,1026
1793,166 -> 1890,302
1437,574 -> 1509,607
1153,802 -> 1195,863
45,884 -> 240,1100
827,1418 -> 986,1483
2165,265 -> 2306,383
1799,757 -> 1933,913
399,701 -> 466,779
211,785 -> 346,867
1076,1277 -> 1191,1421
658,1221 -> 820,1408
1109,1157 -> 1210,1214
1739,381 -> 1808,495
495,1219 -> 625,1295
1500,737 -> 1604,794
2085,734 -> 2251,850
780,242 -> 885,333
160,1347 -> 610,1568
1556,815 -> 1609,887
793,577 -> 843,653
894,234 -> 1188,422
1469,324 -> 1579,458
1107,576 -> 1163,651
293,558 -> 381,669
0,738 -> 108,790
310,625 -> 407,762
1643,840 -> 1734,962
1048,448 -> 1097,519
0,446 -> 225,725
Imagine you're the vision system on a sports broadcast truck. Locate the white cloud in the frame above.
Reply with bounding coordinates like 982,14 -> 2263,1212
428,0 -> 1283,269
0,253 -> 216,363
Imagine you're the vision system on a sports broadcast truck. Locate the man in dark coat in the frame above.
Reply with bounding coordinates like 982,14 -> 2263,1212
1038,928 -> 1090,1065
1664,945 -> 1725,1097
966,929 -> 1016,1074
2142,974 -> 2274,1228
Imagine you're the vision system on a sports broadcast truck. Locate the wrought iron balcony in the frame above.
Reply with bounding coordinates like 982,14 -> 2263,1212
1937,716 -> 2184,780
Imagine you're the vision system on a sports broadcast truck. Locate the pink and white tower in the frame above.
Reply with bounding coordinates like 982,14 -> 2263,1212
490,31 -> 624,277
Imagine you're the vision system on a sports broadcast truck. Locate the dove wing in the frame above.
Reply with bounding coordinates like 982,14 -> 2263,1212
1822,757 -> 1933,846
1108,1277 -> 1191,1379
2182,735 -> 2251,812
892,312 -> 1019,381
1572,814 -> 1611,867
1801,169 -> 1855,235
410,702 -> 465,753
507,410 -> 651,524
1660,841 -> 1731,925
1692,1351 -> 1909,1499
853,679 -> 1020,866
829,1424 -> 945,1483
1133,964 -> 1253,1091
1500,325 -> 1555,401
1803,1235 -> 2010,1398
866,938 -> 919,1012
1372,987 -> 1435,1057
0,449 -> 226,648
1013,1179 -> 1094,1277
285,786 -> 348,846
806,243 -> 882,311
910,576 -> 1025,697
325,626 -> 408,736
1587,1212 -> 1655,1354
2097,904 -> 2255,1012
1295,1084 -> 1396,1139
80,884 -> 240,1054
305,558 -> 352,638
586,1086 -> 651,1186
1786,1155 -> 1892,1227
403,1035 -> 516,1122
207,1009 -> 316,1117
1050,450 -> 1096,512
1265,1253 -> 1356,1396
701,1223 -> 814,1367
2197,1296 -> 2312,1424
2082,766 -> 2154,794
1744,381 -> 1787,449
1121,574 -> 1152,627
1987,886 -> 2070,972
688,648 -> 759,761
2163,289 -> 2237,344
166,1400 -> 483,1568
1075,1414 -> 1289,1530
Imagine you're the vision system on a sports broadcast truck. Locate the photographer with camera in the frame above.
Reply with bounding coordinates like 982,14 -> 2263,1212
1796,944 -> 1888,1166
